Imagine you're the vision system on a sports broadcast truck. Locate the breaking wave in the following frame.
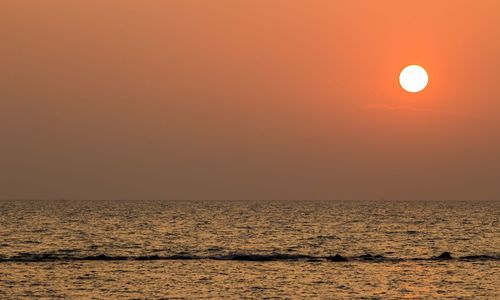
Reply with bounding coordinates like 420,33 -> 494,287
1,252 -> 498,263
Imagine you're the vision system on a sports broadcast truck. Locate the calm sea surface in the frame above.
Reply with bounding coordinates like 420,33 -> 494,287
0,200 -> 498,299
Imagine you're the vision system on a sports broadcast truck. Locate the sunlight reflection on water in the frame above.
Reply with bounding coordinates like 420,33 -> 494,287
0,200 -> 498,298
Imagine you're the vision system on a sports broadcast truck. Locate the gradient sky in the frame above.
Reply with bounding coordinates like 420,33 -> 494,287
1,1 -> 500,200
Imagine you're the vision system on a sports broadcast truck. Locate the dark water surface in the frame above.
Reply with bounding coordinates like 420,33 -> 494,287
0,200 -> 498,299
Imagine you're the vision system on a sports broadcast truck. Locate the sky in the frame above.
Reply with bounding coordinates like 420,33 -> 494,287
1,1 -> 500,200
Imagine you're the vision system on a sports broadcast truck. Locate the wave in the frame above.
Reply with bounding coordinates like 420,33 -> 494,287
0,252 -> 499,263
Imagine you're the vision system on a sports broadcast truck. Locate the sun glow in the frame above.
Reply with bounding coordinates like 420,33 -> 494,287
399,65 -> 429,93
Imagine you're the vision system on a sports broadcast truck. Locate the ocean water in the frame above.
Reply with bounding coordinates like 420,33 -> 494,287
0,200 -> 498,299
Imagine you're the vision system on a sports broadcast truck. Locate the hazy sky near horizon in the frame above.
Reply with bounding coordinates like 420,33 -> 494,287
1,1 -> 500,200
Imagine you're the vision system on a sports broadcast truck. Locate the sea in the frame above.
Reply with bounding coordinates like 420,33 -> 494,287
0,200 -> 498,299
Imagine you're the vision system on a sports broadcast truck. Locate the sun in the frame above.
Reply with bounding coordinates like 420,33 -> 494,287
399,65 -> 429,93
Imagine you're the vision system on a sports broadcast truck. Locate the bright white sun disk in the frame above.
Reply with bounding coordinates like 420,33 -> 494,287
399,65 -> 428,93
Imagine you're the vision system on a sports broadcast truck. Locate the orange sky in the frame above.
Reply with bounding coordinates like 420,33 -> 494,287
1,1 -> 500,200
